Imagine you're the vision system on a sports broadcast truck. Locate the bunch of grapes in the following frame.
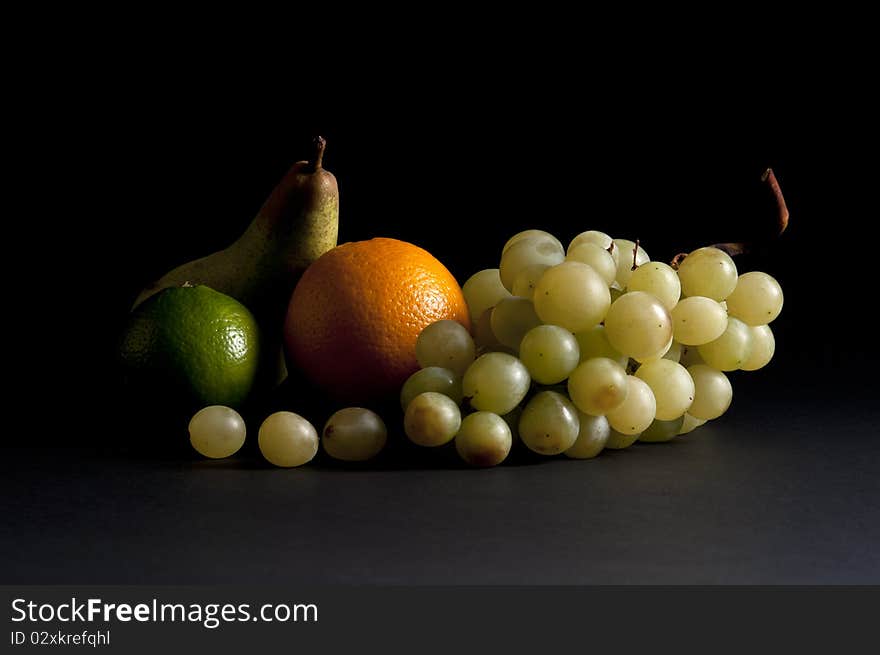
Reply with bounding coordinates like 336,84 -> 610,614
401,229 -> 783,466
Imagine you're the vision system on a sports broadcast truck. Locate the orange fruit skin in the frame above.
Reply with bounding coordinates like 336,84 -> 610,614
284,238 -> 471,404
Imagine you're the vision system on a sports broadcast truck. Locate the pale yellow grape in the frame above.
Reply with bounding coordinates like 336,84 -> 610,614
567,357 -> 629,416
415,319 -> 475,376
635,359 -> 695,420
627,262 -> 681,310
698,317 -> 752,371
663,341 -> 683,363
606,376 -> 656,435
565,413 -> 610,459
612,238 -> 649,288
490,297 -> 543,350
519,324 -> 581,385
454,411 -> 512,467
512,263 -> 550,300
725,271 -> 784,325
462,269 -> 512,322
679,413 -> 708,434
634,333 -> 674,364
400,367 -> 463,410
473,308 -> 505,353
501,405 -> 523,443
188,405 -> 246,459
671,296 -> 729,345
604,291 -> 673,361
258,412 -> 319,468
462,352 -> 531,415
605,429 -> 640,449
639,416 -> 685,443
403,392 -> 462,447
499,235 -> 565,291
566,242 -> 617,286
518,391 -> 581,455
568,230 -> 614,254
503,229 -> 564,255
574,325 -> 628,367
677,247 -> 738,301
322,408 -> 387,462
741,325 -> 775,371
687,365 -> 733,420
533,261 -> 611,332
679,344 -> 705,367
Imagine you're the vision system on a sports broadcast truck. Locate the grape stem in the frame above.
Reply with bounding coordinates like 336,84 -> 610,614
670,167 -> 789,268
631,239 -> 640,271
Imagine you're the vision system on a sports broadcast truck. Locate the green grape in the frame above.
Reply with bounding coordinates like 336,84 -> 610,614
568,230 -> 615,255
400,367 -> 463,411
687,365 -> 733,420
634,333 -> 674,364
574,325 -> 629,367
604,291 -> 673,361
725,271 -> 784,325
565,412 -> 610,459
473,308 -> 504,353
454,411 -> 512,467
663,341 -> 683,363
679,413 -> 708,434
462,352 -> 531,415
612,238 -> 649,288
606,376 -> 656,435
490,297 -> 543,350
518,324 -> 581,385
403,392 -> 462,447
638,416 -> 685,443
698,317 -> 752,371
416,319 -> 475,376
462,268 -> 512,322
605,429 -> 640,450
627,262 -> 681,310
679,343 -> 705,367
671,296 -> 729,345
503,229 -> 564,255
512,263 -> 551,300
567,357 -> 629,416
258,411 -> 319,468
188,405 -> 247,459
499,235 -> 565,291
634,359 -> 695,420
322,407 -> 387,462
533,261 -> 611,332
741,324 -> 775,371
518,391 -> 581,455
566,242 -> 617,286
677,247 -> 738,301
501,405 -> 523,444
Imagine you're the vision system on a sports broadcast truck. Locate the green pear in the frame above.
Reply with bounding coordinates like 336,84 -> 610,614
133,136 -> 339,386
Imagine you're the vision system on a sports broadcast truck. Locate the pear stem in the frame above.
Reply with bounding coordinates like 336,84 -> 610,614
309,136 -> 327,172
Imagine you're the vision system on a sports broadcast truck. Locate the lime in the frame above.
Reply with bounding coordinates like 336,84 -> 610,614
119,284 -> 261,409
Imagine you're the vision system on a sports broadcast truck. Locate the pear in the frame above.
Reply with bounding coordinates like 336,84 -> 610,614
133,136 -> 339,386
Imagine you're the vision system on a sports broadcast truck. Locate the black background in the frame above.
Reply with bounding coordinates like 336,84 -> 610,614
5,25 -> 880,586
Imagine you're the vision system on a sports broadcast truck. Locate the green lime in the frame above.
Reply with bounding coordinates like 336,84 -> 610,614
119,284 -> 261,409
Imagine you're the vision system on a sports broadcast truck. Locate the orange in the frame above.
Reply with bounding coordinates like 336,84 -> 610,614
284,238 -> 471,403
